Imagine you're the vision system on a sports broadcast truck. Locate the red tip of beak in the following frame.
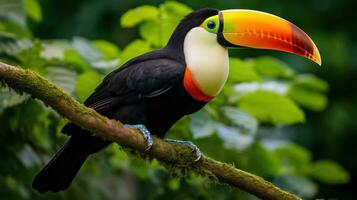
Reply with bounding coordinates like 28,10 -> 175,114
290,23 -> 321,65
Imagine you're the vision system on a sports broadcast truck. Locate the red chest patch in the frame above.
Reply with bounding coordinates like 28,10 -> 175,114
183,67 -> 214,102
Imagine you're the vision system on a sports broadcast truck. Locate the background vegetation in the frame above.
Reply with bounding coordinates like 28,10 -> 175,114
0,0 -> 355,199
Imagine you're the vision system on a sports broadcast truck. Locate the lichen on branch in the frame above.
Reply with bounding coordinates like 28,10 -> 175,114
0,61 -> 301,200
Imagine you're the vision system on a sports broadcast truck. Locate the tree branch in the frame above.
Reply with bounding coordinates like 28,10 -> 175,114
0,62 -> 301,200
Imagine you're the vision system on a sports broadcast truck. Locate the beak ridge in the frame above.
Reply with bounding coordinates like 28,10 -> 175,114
218,9 -> 321,65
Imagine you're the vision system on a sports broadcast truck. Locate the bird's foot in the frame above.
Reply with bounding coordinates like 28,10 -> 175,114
163,138 -> 202,161
125,124 -> 153,151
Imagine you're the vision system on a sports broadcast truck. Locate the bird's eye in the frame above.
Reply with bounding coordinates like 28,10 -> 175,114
207,20 -> 216,29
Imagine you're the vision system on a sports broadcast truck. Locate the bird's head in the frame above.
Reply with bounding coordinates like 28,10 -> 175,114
167,8 -> 321,101
168,8 -> 321,66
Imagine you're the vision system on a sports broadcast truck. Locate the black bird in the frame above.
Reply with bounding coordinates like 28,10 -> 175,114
33,8 -> 321,193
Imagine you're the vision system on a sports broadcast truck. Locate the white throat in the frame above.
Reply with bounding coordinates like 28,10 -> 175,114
183,27 -> 229,97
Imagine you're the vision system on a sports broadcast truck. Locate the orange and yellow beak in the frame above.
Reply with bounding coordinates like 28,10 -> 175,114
217,9 -> 321,65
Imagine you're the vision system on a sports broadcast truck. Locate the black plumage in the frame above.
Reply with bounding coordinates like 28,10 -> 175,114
33,8 -> 219,193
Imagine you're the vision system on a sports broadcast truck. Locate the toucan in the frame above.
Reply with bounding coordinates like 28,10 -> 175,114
32,8 -> 321,193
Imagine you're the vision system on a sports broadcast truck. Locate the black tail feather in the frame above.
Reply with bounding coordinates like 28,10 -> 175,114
32,137 -> 90,193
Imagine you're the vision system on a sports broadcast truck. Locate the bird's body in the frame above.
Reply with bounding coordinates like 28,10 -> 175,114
33,8 -> 321,193
79,48 -> 208,137
33,10 -> 220,192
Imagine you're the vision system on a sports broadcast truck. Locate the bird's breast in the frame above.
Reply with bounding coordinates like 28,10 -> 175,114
183,27 -> 229,100
183,67 -> 214,102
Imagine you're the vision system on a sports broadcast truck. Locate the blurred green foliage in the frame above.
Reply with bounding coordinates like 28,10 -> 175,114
0,0 -> 354,199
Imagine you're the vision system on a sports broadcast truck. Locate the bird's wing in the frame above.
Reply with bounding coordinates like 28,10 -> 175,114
83,53 -> 185,114
62,51 -> 184,135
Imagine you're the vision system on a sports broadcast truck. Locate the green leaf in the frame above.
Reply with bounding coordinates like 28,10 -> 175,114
139,20 -> 161,47
167,179 -> 180,191
234,81 -> 288,96
0,21 -> 32,38
108,144 -> 129,169
0,0 -> 26,26
216,123 -> 254,150
63,48 -> 88,72
288,84 -> 328,111
293,74 -> 329,92
274,176 -> 317,198
16,145 -> 41,167
72,37 -> 102,62
288,74 -> 329,111
23,0 -> 42,22
120,5 -> 159,28
92,40 -> 121,61
229,58 -> 261,82
189,109 -> 215,139
75,71 -> 103,102
0,87 -> 29,113
310,160 -> 350,184
40,39 -> 72,60
119,39 -> 151,64
221,106 -> 258,135
15,39 -> 44,68
0,34 -> 32,55
245,142 -> 281,177
253,56 -> 295,79
91,59 -> 119,70
238,91 -> 305,125
139,19 -> 176,47
137,2 -> 192,47
274,144 -> 311,175
46,66 -> 77,94
161,1 -> 192,17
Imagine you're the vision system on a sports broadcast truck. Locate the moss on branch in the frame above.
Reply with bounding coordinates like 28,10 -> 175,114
0,62 -> 301,200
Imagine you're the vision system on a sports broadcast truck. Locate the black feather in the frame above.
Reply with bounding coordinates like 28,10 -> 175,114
32,136 -> 107,193
167,8 -> 218,57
